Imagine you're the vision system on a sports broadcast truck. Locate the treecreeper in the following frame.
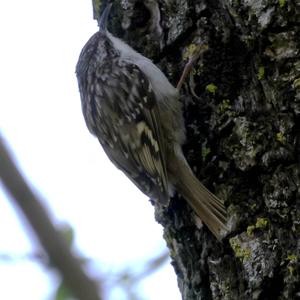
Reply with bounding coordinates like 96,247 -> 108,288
76,3 -> 228,240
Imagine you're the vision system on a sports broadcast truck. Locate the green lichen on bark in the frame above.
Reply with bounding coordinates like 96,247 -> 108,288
106,0 -> 300,298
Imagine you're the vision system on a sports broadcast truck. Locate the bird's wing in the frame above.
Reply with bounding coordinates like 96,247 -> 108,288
87,60 -> 170,204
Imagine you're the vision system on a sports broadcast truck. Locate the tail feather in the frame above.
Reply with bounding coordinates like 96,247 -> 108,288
174,156 -> 228,240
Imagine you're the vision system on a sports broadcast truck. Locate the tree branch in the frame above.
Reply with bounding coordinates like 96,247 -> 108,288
0,133 -> 102,300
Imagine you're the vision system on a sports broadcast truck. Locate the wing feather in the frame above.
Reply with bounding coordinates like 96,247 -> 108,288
88,60 -> 169,204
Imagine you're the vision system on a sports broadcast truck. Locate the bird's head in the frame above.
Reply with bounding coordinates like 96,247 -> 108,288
76,3 -> 118,78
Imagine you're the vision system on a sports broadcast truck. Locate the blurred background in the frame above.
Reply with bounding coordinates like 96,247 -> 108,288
0,1 -> 180,299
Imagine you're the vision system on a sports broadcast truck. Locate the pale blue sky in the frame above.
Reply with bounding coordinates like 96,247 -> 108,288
0,1 -> 180,299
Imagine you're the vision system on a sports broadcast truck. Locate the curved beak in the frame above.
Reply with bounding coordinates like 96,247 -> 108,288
98,3 -> 112,32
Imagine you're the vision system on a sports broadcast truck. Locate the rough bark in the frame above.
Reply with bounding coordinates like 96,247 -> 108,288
97,0 -> 300,299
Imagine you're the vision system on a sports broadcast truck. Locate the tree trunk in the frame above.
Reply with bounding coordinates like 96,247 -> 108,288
98,0 -> 300,298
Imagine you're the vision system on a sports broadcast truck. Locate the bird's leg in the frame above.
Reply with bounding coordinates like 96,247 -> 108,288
176,44 -> 209,90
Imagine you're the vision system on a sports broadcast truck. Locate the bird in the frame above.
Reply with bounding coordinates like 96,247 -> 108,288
76,3 -> 228,239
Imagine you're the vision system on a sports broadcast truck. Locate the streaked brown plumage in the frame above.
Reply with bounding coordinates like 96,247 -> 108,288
76,4 -> 228,239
